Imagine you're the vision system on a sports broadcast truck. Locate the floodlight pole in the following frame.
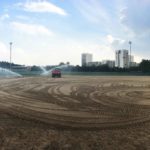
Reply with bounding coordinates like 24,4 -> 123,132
129,41 -> 132,67
10,42 -> 12,70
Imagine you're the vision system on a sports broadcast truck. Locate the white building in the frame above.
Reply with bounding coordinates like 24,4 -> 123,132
115,50 -> 129,68
102,60 -> 115,68
87,61 -> 101,66
81,53 -> 93,66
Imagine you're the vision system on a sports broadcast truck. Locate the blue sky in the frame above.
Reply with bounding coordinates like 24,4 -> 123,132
0,0 -> 149,65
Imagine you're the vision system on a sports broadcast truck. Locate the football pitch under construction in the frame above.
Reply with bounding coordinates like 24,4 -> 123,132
0,76 -> 150,149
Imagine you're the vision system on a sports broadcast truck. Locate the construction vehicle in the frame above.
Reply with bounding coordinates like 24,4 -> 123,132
51,68 -> 61,78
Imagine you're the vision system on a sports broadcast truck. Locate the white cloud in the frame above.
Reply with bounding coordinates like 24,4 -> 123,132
0,42 -> 34,65
73,0 -> 110,24
119,7 -> 127,23
11,21 -> 53,36
17,0 -> 67,16
0,14 -> 9,21
13,47 -> 34,65
106,35 -> 126,49
134,55 -> 143,63
107,35 -> 115,44
119,0 -> 150,34
93,44 -> 115,61
0,41 -> 41,65
16,15 -> 30,21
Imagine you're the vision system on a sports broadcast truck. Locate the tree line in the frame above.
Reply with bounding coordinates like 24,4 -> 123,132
0,60 -> 150,73
70,59 -> 150,73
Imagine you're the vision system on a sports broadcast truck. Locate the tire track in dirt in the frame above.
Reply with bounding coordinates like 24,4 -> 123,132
0,76 -> 150,130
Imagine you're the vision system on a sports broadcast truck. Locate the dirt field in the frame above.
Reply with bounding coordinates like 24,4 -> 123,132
0,76 -> 150,150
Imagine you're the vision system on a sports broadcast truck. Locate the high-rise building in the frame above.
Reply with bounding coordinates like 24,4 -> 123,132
115,50 -> 129,68
81,53 -> 93,66
102,60 -> 115,68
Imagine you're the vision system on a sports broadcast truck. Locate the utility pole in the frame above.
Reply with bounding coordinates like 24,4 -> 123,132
10,42 -> 12,70
129,41 -> 132,67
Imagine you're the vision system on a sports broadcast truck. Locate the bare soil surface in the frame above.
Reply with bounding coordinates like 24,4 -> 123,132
0,76 -> 150,150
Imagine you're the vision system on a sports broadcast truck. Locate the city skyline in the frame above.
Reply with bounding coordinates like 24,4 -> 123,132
0,0 -> 150,65
81,49 -> 136,68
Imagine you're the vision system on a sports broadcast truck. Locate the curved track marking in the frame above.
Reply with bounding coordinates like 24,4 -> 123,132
0,76 -> 150,130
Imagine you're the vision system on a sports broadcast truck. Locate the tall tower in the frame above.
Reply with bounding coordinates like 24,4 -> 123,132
81,53 -> 93,66
115,50 -> 129,68
10,42 -> 12,70
129,41 -> 132,67
115,50 -> 121,67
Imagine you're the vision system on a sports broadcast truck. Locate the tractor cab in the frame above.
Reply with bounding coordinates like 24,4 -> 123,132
51,68 -> 61,78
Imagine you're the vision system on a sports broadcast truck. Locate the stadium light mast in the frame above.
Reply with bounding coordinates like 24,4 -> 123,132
9,42 -> 12,70
129,41 -> 132,67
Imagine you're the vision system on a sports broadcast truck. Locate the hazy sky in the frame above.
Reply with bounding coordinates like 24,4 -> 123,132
0,0 -> 149,65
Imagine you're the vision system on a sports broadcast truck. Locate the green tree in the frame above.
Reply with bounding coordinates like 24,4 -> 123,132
139,60 -> 150,72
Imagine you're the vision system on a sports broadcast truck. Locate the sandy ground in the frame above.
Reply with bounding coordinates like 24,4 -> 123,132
0,75 -> 150,150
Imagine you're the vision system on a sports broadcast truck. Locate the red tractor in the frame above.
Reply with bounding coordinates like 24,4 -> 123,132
51,69 -> 61,78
